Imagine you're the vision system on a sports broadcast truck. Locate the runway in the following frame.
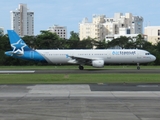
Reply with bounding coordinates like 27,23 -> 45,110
0,69 -> 160,119
0,84 -> 160,120
1,69 -> 160,74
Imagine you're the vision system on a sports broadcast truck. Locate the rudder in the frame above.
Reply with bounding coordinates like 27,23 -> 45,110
7,30 -> 31,51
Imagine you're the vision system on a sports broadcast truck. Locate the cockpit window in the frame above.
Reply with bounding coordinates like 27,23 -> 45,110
145,53 -> 150,55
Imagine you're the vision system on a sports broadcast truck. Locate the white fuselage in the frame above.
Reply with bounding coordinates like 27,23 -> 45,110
35,49 -> 156,64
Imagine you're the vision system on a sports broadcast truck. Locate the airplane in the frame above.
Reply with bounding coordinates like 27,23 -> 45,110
5,30 -> 156,70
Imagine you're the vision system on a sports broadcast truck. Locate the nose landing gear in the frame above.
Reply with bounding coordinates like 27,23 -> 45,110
137,63 -> 140,70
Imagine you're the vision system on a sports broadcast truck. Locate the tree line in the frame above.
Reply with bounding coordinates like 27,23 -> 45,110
0,30 -> 160,66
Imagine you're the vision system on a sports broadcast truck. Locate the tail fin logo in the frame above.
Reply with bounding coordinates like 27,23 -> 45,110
11,39 -> 27,55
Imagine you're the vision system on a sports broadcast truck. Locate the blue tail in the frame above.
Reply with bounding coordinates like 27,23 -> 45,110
5,30 -> 47,63
7,30 -> 31,52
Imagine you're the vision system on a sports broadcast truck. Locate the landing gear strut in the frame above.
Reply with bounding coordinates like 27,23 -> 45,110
137,63 -> 140,70
79,65 -> 84,70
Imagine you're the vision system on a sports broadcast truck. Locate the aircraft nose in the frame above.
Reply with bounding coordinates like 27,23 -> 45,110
152,55 -> 156,61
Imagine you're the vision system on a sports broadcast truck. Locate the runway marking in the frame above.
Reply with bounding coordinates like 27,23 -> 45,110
0,71 -> 35,74
137,85 -> 159,87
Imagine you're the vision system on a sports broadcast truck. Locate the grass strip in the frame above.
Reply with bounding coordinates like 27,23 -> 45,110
0,74 -> 160,84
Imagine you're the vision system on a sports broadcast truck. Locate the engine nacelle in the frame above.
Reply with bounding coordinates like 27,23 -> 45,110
92,60 -> 104,68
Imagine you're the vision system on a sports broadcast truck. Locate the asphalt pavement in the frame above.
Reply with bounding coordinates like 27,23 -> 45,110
0,84 -> 160,120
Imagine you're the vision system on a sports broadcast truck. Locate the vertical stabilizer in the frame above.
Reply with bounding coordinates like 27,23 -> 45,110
7,30 -> 31,55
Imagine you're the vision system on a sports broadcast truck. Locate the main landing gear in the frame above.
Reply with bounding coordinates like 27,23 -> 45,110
79,65 -> 84,70
137,63 -> 140,70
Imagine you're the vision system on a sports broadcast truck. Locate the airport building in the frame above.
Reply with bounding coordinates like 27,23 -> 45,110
79,13 -> 143,41
0,27 -> 4,36
48,25 -> 67,39
10,4 -> 34,36
144,26 -> 160,44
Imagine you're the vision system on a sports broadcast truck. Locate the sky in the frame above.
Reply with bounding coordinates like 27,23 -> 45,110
1,0 -> 160,37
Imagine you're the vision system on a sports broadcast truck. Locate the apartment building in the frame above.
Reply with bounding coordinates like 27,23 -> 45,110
10,4 -> 34,36
48,25 -> 67,39
144,26 -> 160,44
106,28 -> 139,41
79,13 -> 143,41
79,15 -> 106,41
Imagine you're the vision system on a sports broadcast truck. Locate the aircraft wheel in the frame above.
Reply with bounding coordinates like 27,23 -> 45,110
79,65 -> 84,70
137,63 -> 140,70
137,66 -> 140,70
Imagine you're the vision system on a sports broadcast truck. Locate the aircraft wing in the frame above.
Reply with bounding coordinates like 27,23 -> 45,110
67,55 -> 101,64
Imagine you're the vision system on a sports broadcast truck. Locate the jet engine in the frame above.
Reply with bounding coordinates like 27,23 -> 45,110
92,60 -> 104,68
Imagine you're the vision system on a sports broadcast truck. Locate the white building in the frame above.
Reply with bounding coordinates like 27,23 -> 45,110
79,15 -> 106,41
10,4 -> 34,36
144,26 -> 160,44
79,13 -> 143,41
48,25 -> 67,39
106,28 -> 139,41
0,27 -> 4,35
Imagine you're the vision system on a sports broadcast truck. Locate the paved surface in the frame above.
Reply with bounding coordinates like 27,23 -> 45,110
90,83 -> 160,91
1,69 -> 160,74
0,84 -> 160,120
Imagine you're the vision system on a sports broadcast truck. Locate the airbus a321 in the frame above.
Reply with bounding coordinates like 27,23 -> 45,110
5,30 -> 156,70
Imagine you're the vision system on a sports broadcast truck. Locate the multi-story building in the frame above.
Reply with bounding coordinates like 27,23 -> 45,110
48,25 -> 67,39
79,13 -> 143,41
106,28 -> 139,41
144,26 -> 160,44
79,15 -> 106,41
10,4 -> 34,36
0,27 -> 4,36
